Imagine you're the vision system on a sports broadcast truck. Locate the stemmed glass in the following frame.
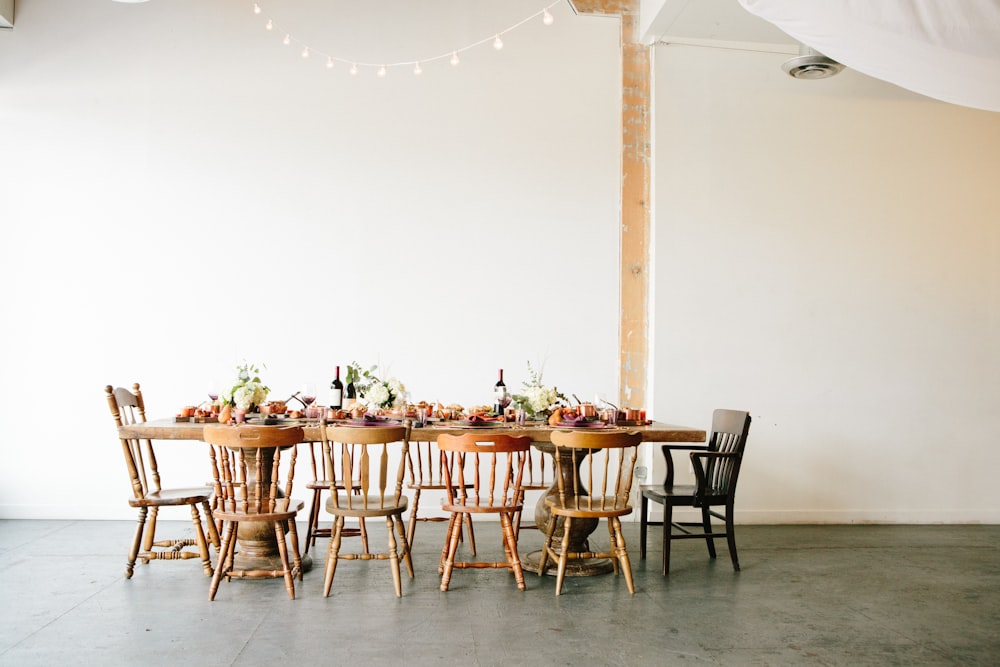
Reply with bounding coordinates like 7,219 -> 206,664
301,383 -> 317,416
496,387 -> 512,415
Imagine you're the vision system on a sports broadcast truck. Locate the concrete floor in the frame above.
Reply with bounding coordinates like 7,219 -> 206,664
0,519 -> 997,666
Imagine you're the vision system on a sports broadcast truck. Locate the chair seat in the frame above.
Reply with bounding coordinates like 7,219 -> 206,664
213,497 -> 305,523
128,486 -> 214,508
326,495 -> 409,518
640,483 -> 697,502
546,496 -> 633,519
306,479 -> 359,490
441,500 -> 521,514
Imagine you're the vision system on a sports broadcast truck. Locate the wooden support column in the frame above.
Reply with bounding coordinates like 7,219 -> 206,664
571,0 -> 651,410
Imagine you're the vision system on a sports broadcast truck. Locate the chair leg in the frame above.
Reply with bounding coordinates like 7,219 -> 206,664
724,504 -> 740,571
440,511 -> 464,592
189,503 -> 213,577
358,517 -> 370,554
406,488 -> 422,550
287,517 -> 303,581
439,514 -> 458,574
537,513 -> 558,576
464,512 -> 477,557
323,516 -> 344,597
701,506 -> 717,559
612,517 -> 635,595
143,506 -> 159,553
304,488 -> 321,556
555,516 -> 572,596
500,511 -> 525,591
386,516 -> 402,598
209,521 -> 237,601
393,514 -> 414,578
639,495 -> 648,559
607,517 -> 620,575
274,521 -> 296,600
202,501 -> 221,550
126,507 -> 148,579
662,503 -> 673,576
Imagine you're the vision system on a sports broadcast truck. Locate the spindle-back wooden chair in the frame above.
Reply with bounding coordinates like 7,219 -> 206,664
406,438 -> 476,555
436,433 -> 532,592
319,423 -> 413,598
106,383 -> 220,579
203,424 -> 305,600
537,429 -> 642,595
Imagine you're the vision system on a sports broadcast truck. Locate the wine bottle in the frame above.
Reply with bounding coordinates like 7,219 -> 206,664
329,366 -> 344,409
344,375 -> 356,409
493,368 -> 506,415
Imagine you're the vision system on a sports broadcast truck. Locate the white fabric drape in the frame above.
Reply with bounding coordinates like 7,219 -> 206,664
738,0 -> 1000,112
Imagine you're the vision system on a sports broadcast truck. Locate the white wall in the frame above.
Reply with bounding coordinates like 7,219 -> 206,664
651,44 -> 1000,523
0,0 -> 623,518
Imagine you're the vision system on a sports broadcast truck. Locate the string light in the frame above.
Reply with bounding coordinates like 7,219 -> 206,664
250,0 -> 562,76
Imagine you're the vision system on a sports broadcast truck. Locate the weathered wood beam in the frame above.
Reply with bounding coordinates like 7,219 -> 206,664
570,0 -> 650,411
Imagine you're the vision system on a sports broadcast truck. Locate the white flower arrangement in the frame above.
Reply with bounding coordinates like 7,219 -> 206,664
512,362 -> 566,418
221,361 -> 269,411
348,362 -> 408,412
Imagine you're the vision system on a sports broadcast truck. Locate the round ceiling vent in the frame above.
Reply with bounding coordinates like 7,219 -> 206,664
782,46 -> 844,80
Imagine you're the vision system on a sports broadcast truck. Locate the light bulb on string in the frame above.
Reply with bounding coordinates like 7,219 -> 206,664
253,3 -> 261,14
413,62 -> 423,75
450,52 -> 460,66
543,9 -> 554,26
326,57 -> 334,69
301,46 -> 309,59
265,19 -> 273,31
282,34 -> 291,46
350,63 -> 358,75
493,35 -> 504,50
377,65 -> 387,78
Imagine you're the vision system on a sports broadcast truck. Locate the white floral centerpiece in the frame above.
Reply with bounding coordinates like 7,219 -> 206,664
347,362 -> 408,413
221,361 -> 270,412
512,362 -> 566,420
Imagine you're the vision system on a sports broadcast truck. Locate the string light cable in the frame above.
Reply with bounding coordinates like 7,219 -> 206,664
250,1 -> 561,76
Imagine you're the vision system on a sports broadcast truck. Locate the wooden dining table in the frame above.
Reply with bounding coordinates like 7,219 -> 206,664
119,418 -> 707,578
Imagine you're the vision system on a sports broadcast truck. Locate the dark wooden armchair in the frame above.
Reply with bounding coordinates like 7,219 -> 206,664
639,409 -> 751,575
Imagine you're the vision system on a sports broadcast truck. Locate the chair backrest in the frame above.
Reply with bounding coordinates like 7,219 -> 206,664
407,438 -> 450,489
106,383 -> 158,500
436,434 -> 532,509
549,430 -> 642,512
320,423 -> 410,512
203,424 -> 304,516
694,409 -> 751,504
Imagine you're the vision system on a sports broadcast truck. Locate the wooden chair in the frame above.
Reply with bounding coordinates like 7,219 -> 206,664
303,440 -> 368,556
639,409 -> 751,575
537,429 -> 642,595
319,423 -> 413,598
406,438 -> 475,555
436,433 -> 532,592
105,383 -> 220,579
203,424 -> 306,600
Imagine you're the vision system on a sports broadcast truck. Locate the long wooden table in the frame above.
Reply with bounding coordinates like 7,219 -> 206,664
119,418 -> 707,578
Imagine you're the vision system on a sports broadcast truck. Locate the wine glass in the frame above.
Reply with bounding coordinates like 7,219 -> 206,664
497,387 -> 512,414
301,383 -> 317,408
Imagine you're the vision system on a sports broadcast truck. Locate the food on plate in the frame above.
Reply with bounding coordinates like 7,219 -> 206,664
468,405 -> 492,416
548,408 -> 564,426
288,409 -> 303,419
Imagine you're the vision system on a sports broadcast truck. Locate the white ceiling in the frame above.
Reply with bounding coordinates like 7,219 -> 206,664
640,0 -> 798,54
